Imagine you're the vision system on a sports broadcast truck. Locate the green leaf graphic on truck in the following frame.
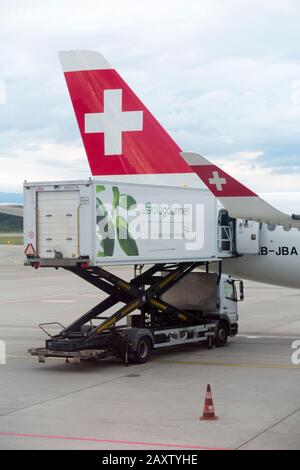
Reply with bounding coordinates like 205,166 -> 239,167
96,185 -> 139,257
116,215 -> 139,256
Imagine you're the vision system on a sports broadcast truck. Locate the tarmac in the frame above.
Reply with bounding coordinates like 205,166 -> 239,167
0,245 -> 300,450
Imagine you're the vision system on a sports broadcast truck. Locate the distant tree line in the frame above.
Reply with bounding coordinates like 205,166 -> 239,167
0,214 -> 23,233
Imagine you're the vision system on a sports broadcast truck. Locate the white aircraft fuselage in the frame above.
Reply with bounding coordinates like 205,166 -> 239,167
220,193 -> 300,288
223,223 -> 300,288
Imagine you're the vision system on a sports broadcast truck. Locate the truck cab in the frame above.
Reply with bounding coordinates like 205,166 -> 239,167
216,274 -> 243,345
161,271 -> 244,347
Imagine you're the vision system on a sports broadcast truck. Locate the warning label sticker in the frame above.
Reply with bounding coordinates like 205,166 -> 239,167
24,243 -> 35,256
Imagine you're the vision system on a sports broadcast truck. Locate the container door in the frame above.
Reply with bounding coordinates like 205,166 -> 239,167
235,219 -> 260,254
37,191 -> 80,258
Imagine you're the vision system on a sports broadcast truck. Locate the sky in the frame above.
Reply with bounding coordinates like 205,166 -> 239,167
1,0 -> 300,193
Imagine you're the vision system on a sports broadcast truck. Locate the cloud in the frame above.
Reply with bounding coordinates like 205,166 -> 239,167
0,0 -> 300,192
0,80 -> 6,104
209,149 -> 300,193
0,142 -> 89,192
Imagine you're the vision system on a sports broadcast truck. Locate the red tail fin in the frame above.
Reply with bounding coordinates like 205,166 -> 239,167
59,50 -> 191,178
181,152 -> 257,197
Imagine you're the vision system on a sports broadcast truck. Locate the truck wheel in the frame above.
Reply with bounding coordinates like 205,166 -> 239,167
133,337 -> 152,364
215,321 -> 229,347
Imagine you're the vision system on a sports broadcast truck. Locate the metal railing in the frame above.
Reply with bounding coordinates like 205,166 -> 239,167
217,225 -> 233,255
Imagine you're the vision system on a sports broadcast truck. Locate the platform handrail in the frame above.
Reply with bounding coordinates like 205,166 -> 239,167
39,322 -> 66,338
217,225 -> 233,254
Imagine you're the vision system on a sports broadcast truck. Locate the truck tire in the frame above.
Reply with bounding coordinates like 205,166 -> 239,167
215,321 -> 229,347
133,336 -> 152,364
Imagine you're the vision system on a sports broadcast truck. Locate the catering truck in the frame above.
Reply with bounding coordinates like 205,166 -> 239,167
24,179 -> 243,365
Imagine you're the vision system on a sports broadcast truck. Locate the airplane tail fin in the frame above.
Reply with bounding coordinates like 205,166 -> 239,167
181,151 -> 300,228
58,50 -> 192,181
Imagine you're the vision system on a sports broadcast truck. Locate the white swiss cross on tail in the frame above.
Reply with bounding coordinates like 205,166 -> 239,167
208,171 -> 227,191
85,89 -> 143,156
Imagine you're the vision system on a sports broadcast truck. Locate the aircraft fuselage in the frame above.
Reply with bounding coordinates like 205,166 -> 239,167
223,223 -> 300,288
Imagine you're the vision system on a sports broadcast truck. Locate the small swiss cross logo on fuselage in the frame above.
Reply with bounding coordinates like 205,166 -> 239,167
84,89 -> 143,156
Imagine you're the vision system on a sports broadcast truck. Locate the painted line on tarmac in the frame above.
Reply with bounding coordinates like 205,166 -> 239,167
239,335 -> 260,339
6,355 -> 31,358
5,356 -> 300,369
1,292 -> 77,305
238,334 -> 300,340
152,359 -> 300,370
236,405 -> 300,450
0,431 -> 228,450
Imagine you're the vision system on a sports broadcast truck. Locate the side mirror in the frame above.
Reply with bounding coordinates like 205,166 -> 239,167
239,281 -> 244,301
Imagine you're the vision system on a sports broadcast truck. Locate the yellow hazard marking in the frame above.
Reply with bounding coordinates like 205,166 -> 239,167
178,313 -> 188,321
118,280 -> 131,290
159,271 -> 178,288
96,316 -> 117,333
121,300 -> 140,316
151,359 -> 300,370
150,299 -> 167,311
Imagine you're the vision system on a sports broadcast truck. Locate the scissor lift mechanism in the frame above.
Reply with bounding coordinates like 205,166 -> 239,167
29,261 -> 216,364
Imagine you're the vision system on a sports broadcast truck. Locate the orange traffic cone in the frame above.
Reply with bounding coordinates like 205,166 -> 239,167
200,384 -> 218,420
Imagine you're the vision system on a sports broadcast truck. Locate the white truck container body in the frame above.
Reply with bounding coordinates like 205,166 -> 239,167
24,179 -> 218,266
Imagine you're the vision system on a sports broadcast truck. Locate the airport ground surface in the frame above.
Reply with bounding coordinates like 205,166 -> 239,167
0,245 -> 300,450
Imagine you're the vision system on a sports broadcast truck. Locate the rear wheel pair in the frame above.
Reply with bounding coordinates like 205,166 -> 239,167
133,336 -> 152,363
